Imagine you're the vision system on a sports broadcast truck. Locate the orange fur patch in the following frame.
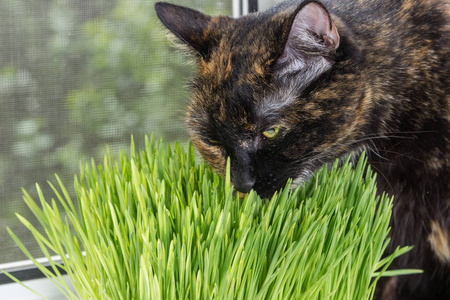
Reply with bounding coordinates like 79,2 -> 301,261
429,220 -> 450,263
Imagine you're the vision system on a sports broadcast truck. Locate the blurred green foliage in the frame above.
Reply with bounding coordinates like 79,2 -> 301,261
0,0 -> 231,264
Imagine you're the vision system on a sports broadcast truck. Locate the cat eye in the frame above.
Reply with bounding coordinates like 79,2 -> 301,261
207,139 -> 221,145
262,126 -> 281,139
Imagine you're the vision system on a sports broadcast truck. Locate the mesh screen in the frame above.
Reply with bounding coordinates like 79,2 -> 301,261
0,0 -> 231,265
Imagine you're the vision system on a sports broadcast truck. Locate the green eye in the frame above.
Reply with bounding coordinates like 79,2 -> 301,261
262,126 -> 281,139
208,139 -> 221,145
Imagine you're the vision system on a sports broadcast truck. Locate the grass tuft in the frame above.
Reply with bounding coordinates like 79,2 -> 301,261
4,136 -> 419,299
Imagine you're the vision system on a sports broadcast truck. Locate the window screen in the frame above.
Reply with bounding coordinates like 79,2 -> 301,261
0,0 -> 231,266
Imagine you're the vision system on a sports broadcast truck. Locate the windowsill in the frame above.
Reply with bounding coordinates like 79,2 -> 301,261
0,275 -> 74,300
0,257 -> 75,299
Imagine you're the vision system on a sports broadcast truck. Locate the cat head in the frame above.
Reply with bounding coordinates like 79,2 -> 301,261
155,1 -> 366,198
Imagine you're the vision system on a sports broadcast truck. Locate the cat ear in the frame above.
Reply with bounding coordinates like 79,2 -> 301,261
275,1 -> 340,73
155,2 -> 213,57
295,2 -> 340,49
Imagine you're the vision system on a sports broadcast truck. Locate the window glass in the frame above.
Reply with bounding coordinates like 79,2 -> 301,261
0,0 -> 231,266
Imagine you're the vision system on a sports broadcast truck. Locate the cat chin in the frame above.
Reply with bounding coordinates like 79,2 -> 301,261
289,147 -> 367,191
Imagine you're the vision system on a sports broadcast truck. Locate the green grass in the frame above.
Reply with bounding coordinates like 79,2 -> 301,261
4,136 -> 419,299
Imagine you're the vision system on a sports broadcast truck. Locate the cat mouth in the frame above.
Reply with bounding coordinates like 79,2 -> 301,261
237,191 -> 247,199
232,167 -> 317,199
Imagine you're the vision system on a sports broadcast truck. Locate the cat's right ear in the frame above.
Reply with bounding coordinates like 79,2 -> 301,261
155,2 -> 213,57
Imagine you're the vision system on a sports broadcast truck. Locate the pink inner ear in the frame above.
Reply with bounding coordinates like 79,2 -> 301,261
274,1 -> 340,77
294,2 -> 340,49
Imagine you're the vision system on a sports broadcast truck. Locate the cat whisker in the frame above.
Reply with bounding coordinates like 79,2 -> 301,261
294,130 -> 430,166
369,164 -> 395,193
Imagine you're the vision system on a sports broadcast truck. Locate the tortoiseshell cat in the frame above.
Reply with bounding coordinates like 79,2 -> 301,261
155,0 -> 449,298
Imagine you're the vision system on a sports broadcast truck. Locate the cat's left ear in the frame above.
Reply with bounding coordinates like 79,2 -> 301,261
275,1 -> 340,73
293,2 -> 340,49
155,2 -> 214,57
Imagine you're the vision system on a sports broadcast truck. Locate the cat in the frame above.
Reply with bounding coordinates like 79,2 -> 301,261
154,0 -> 450,299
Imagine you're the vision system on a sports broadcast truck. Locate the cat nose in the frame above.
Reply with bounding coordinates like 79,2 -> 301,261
233,177 -> 255,194
230,150 -> 255,194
